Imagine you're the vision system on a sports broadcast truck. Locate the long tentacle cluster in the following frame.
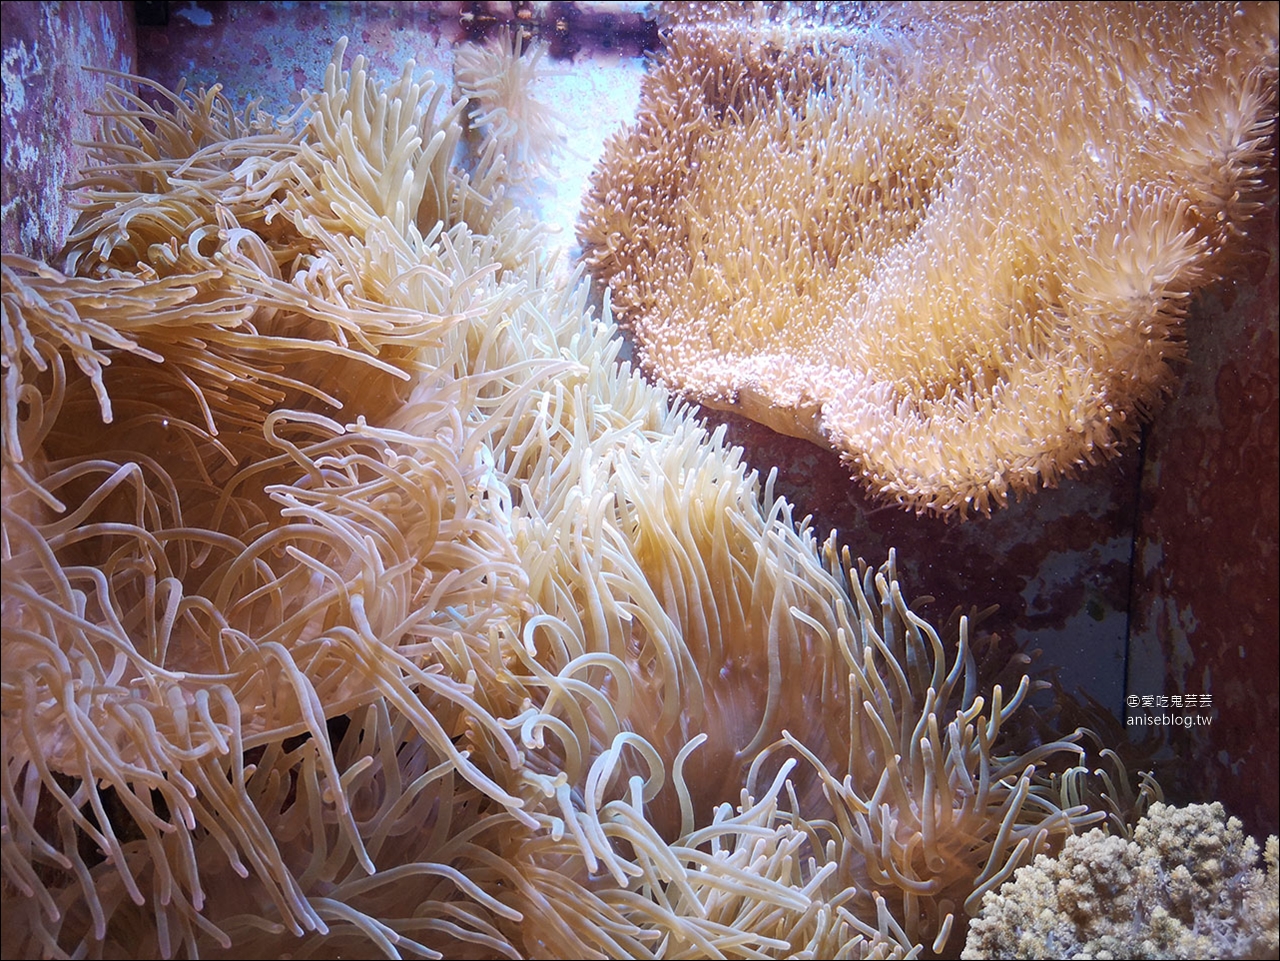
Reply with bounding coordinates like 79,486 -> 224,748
3,39 -> 1099,959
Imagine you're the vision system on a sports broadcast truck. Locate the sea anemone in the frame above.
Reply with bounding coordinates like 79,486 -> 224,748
4,38 -> 1102,958
453,27 -> 564,186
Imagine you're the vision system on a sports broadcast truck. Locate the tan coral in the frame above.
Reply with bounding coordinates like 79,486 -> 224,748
962,801 -> 1280,960
578,1 -> 1279,517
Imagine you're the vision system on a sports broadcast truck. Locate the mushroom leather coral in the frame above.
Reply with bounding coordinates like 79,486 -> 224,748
4,40 -> 1101,959
578,1 -> 1279,517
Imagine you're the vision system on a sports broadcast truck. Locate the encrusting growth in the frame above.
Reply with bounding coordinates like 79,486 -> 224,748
578,2 -> 1279,517
963,802 -> 1280,960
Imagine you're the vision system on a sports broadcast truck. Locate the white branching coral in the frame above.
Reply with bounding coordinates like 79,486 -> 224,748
4,39 -> 1104,960
578,1 -> 1279,517
963,802 -> 1280,960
